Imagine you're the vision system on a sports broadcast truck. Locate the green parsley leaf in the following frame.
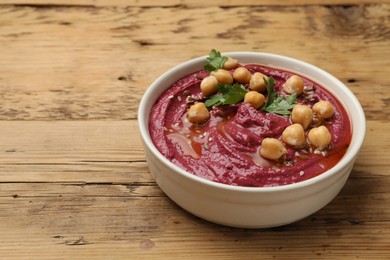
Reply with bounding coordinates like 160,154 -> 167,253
286,92 -> 297,104
262,76 -> 297,115
263,96 -> 296,115
204,49 -> 228,72
221,83 -> 248,104
205,83 -> 248,107
264,76 -> 277,107
204,94 -> 224,107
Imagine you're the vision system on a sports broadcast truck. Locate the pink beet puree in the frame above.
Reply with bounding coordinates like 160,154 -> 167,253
149,64 -> 352,187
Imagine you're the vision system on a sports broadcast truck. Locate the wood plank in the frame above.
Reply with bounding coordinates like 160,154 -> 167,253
0,120 -> 388,182
0,4 -> 388,120
0,173 -> 389,259
0,120 -> 143,164
0,162 -> 154,183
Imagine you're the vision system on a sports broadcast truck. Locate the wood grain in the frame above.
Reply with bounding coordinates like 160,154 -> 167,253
0,120 -> 387,258
0,4 -> 388,120
0,0 -> 389,258
1,0 -> 390,6
0,120 -> 387,180
0,175 -> 389,259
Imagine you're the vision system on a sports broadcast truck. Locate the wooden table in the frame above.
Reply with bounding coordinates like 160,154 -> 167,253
0,0 -> 389,258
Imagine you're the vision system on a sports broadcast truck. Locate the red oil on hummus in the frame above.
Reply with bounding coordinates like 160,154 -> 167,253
149,64 -> 351,187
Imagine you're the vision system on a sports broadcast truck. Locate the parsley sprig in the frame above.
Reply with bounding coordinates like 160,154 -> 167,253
203,76 -> 296,114
262,77 -> 297,115
205,83 -> 248,107
204,49 -> 228,72
202,49 -> 297,114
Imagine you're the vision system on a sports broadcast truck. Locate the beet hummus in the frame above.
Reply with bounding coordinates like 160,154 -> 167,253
149,56 -> 351,187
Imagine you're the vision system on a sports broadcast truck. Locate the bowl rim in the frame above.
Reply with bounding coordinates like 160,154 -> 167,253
138,51 -> 366,193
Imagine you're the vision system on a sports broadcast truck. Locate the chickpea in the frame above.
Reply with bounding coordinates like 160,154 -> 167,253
283,75 -> 304,95
249,72 -> 268,92
282,124 -> 306,147
312,100 -> 335,120
260,138 -> 287,161
311,112 -> 326,127
211,69 -> 234,84
291,104 -> 313,129
233,67 -> 251,84
187,102 -> 210,124
223,57 -> 239,70
308,126 -> 332,149
200,76 -> 218,96
244,91 -> 265,109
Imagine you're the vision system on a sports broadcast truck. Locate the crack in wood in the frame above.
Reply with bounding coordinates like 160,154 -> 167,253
64,236 -> 90,246
63,182 -> 157,186
0,160 -> 147,165
5,4 -> 97,8
1,3 -> 187,9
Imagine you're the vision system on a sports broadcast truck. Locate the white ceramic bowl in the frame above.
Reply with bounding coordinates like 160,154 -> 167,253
138,52 -> 365,228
